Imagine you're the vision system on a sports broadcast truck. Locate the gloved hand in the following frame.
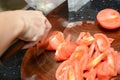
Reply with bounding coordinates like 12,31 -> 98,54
0,10 -> 52,55
16,10 -> 52,48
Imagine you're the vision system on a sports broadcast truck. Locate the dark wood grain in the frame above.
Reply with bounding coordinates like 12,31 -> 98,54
21,1 -> 120,80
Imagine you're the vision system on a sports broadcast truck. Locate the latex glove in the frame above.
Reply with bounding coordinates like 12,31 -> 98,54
17,10 -> 52,48
0,10 -> 51,53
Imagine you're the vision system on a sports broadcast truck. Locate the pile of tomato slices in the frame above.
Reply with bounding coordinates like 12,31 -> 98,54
43,31 -> 120,80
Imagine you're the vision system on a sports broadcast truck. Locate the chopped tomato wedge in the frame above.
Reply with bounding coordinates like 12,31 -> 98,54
56,59 -> 84,80
46,31 -> 65,50
84,68 -> 97,80
97,8 -> 120,30
95,61 -> 111,79
70,45 -> 89,70
55,42 -> 77,61
94,33 -> 110,52
114,52 -> 120,74
76,32 -> 94,46
70,44 -> 88,60
56,60 -> 73,80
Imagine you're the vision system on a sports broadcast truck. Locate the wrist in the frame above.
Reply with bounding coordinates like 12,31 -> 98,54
0,11 -> 24,55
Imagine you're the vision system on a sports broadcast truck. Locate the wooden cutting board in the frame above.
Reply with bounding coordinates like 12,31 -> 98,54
21,1 -> 120,80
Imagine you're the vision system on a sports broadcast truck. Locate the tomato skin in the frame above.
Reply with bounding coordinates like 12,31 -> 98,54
55,42 -> 77,61
55,31 -> 120,80
114,52 -> 120,74
76,32 -> 94,46
46,31 -> 65,50
56,59 -> 84,80
94,33 -> 110,52
97,8 -> 120,30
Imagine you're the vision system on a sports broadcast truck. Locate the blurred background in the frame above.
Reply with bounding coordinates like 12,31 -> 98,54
0,0 -> 27,11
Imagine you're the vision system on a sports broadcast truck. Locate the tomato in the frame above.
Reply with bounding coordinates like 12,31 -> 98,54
97,8 -> 120,30
107,52 -> 117,76
46,31 -> 65,50
84,68 -> 97,80
95,61 -> 111,80
56,60 -> 73,80
70,44 -> 88,60
56,59 -> 84,80
88,41 -> 96,58
55,42 -> 77,61
114,52 -> 120,74
76,32 -> 94,46
94,33 -> 110,52
55,31 -> 120,80
70,45 -> 89,70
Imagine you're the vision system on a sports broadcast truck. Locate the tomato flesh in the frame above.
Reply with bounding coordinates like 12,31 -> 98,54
97,8 -> 120,30
44,31 -> 120,80
55,42 -> 77,61
46,31 -> 65,50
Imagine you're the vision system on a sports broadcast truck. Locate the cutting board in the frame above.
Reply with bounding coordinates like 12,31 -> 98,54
21,1 -> 120,80
21,21 -> 120,80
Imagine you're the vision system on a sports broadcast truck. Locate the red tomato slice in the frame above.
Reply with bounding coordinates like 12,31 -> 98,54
96,61 -> 111,77
97,8 -> 120,30
56,59 -> 84,80
76,32 -> 94,46
84,68 -> 97,80
94,33 -> 110,52
114,52 -> 120,74
46,31 -> 65,50
56,60 -> 73,80
70,44 -> 88,60
55,31 -> 119,80
88,41 -> 96,58
55,42 -> 77,61
107,52 -> 117,76
87,49 -> 110,70
76,32 -> 86,42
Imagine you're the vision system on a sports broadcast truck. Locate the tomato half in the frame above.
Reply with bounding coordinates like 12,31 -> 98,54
97,8 -> 120,30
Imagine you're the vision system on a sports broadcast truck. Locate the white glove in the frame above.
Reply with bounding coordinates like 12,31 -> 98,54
17,10 -> 52,48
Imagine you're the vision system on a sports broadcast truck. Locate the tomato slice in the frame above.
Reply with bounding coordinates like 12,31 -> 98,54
87,49 -> 111,70
97,8 -> 120,30
56,60 -> 73,80
114,52 -> 120,74
107,52 -> 117,76
94,33 -> 110,52
76,32 -> 94,46
95,61 -> 111,80
56,59 -> 84,80
55,42 -> 77,61
84,68 -> 97,80
46,31 -> 65,50
70,44 -> 88,60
